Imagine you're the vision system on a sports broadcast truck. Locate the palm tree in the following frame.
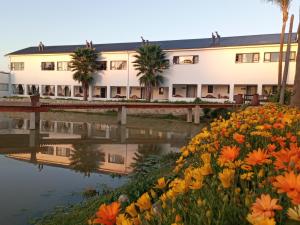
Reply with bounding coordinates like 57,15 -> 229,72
133,41 -> 169,101
70,48 -> 98,101
290,23 -> 300,107
265,0 -> 293,90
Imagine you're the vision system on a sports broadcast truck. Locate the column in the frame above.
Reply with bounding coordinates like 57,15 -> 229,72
107,86 -> 111,99
117,106 -> 127,125
229,84 -> 235,102
88,85 -> 93,101
194,105 -> 200,124
29,112 -> 40,130
257,84 -> 263,96
187,108 -> 193,123
55,85 -> 58,97
197,84 -> 202,99
70,85 -> 74,98
168,85 -> 173,101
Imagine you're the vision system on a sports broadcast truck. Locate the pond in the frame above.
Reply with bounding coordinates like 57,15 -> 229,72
0,112 -> 202,225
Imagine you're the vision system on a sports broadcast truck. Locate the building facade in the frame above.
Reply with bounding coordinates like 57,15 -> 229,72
6,33 -> 298,102
0,71 -> 10,97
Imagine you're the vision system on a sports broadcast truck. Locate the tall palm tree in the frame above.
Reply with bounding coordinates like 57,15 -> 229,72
265,0 -> 293,90
290,23 -> 300,107
133,41 -> 169,101
70,48 -> 98,101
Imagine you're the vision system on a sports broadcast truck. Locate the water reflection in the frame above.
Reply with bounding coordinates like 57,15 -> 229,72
0,115 -> 195,176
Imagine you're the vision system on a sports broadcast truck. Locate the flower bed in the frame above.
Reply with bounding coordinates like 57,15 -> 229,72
91,104 -> 300,225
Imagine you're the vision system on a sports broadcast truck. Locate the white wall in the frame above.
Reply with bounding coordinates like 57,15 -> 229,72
8,43 -> 297,101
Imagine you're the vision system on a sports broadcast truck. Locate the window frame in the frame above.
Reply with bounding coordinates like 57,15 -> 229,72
207,85 -> 214,94
97,61 -> 107,70
41,62 -> 55,71
10,62 -> 24,71
57,61 -> 71,71
110,60 -> 127,70
264,51 -> 296,63
235,53 -> 260,63
173,55 -> 199,65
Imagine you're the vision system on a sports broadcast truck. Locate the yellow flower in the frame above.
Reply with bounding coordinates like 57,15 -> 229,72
136,193 -> 151,212
116,214 -> 133,225
156,177 -> 166,189
246,214 -> 275,225
287,205 -> 300,221
240,172 -> 254,181
150,189 -> 156,198
218,169 -> 235,188
201,153 -> 211,164
125,203 -> 137,218
200,163 -> 213,176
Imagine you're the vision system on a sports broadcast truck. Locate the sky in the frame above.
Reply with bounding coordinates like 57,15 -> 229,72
0,0 -> 299,71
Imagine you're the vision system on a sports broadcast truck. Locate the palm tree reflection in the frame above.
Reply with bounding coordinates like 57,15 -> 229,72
70,144 -> 104,177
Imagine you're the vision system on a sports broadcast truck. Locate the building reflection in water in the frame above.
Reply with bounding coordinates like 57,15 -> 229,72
0,117 -> 193,176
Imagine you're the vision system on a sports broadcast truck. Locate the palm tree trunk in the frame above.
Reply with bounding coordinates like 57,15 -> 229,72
278,21 -> 287,91
280,14 -> 294,104
83,82 -> 88,101
147,84 -> 151,102
290,23 -> 300,107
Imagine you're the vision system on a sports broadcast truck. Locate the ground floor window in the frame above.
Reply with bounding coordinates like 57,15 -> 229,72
27,84 -> 39,95
172,84 -> 197,98
93,86 -> 107,98
111,87 -> 126,98
201,85 -> 229,99
57,85 -> 71,97
42,85 -> 55,96
74,86 -> 85,97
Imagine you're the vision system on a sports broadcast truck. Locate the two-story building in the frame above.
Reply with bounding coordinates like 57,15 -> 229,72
6,33 -> 298,102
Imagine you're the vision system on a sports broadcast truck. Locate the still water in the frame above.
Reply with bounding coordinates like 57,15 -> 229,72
0,112 -> 201,225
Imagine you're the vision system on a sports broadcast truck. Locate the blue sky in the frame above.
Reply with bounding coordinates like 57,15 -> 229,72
0,0 -> 299,71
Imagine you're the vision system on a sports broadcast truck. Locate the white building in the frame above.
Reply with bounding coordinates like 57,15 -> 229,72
6,33 -> 298,102
0,71 -> 10,97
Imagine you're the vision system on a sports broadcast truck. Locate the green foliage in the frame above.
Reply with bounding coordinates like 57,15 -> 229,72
133,42 -> 169,101
70,48 -> 98,100
268,89 -> 293,105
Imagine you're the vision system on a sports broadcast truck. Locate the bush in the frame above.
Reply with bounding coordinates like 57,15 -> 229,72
92,104 -> 300,225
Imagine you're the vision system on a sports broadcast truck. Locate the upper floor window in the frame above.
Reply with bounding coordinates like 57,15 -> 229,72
235,53 -> 259,63
41,62 -> 55,70
110,61 -> 127,70
173,55 -> 199,65
264,52 -> 296,62
57,61 -> 71,71
11,62 -> 24,71
97,61 -> 107,70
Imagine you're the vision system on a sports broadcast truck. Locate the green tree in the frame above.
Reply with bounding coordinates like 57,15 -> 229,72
265,0 -> 292,91
133,41 -> 169,101
70,48 -> 98,101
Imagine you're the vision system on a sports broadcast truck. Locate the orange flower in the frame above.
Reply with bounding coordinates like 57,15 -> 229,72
273,123 -> 285,129
273,171 -> 300,205
245,149 -> 270,166
250,194 -> 282,218
272,146 -> 300,171
93,202 -> 120,225
267,144 -> 276,153
219,146 -> 240,164
233,133 -> 245,144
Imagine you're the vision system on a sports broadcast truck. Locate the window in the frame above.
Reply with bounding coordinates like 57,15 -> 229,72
117,87 -> 121,94
235,53 -> 259,63
264,52 -> 296,62
0,83 -> 8,91
56,147 -> 71,157
57,85 -> 71,97
57,61 -> 71,71
41,62 -> 55,70
97,61 -> 107,70
159,87 -> 164,95
42,85 -> 55,96
12,84 -> 24,95
108,154 -> 124,164
172,87 -> 176,96
110,61 -> 127,70
173,55 -> 199,64
208,85 -> 214,94
11,62 -> 24,71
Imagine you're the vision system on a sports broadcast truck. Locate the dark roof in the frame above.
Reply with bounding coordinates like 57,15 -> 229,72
6,33 -> 298,56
